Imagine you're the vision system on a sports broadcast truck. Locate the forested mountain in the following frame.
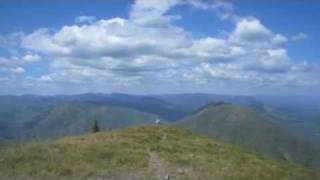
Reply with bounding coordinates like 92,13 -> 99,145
177,103 -> 320,168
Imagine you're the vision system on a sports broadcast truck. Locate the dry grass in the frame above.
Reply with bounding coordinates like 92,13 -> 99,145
0,125 -> 318,180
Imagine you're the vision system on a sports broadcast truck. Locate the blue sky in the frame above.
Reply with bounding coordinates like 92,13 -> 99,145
0,0 -> 319,95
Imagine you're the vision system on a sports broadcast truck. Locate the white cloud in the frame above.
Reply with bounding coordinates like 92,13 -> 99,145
188,37 -> 246,62
229,17 -> 288,47
0,52 -> 41,76
130,0 -> 181,27
10,67 -> 25,74
0,57 -> 25,74
22,53 -> 41,63
229,18 -> 272,43
244,49 -> 291,73
186,0 -> 233,10
0,0 -> 318,94
272,34 -> 288,45
22,28 -> 71,55
292,32 -> 308,41
75,16 -> 96,24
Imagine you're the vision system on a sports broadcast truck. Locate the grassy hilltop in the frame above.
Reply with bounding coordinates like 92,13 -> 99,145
0,126 -> 318,180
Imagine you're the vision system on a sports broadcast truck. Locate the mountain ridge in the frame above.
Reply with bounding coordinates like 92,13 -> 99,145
0,125 -> 318,180
177,103 -> 320,169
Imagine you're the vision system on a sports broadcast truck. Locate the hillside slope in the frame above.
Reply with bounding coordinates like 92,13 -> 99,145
153,93 -> 265,113
177,103 -> 320,168
0,93 -> 266,142
0,126 -> 318,180
0,95 -> 58,141
28,101 -> 160,139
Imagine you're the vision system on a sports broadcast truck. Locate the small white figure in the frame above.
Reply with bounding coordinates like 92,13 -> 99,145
164,174 -> 170,180
156,119 -> 161,125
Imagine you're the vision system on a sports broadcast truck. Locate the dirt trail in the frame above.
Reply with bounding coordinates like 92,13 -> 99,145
149,152 -> 169,180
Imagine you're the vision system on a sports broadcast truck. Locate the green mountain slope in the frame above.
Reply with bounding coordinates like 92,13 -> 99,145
0,126 -> 318,180
0,95 -> 57,141
29,101 -> 160,139
177,103 -> 320,168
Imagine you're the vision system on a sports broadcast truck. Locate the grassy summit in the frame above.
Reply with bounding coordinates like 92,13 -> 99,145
0,126 -> 318,180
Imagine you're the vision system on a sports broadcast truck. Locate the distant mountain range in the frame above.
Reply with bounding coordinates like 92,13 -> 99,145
0,93 -> 319,170
28,101 -> 159,139
0,93 -> 265,141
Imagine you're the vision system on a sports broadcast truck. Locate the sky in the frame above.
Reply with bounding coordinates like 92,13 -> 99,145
0,0 -> 319,95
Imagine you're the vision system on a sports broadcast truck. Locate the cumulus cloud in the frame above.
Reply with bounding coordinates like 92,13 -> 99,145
75,16 -> 96,24
0,52 -> 41,76
22,53 -> 41,63
272,34 -> 288,45
0,56 -> 25,75
230,18 -> 272,43
229,17 -> 287,47
292,32 -> 308,41
0,0 -> 318,94
9,67 -> 25,74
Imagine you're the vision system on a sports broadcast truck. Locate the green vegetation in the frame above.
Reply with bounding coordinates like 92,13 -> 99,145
30,101 -> 159,139
0,93 -> 265,142
91,119 -> 100,133
0,126 -> 318,180
177,104 -> 320,168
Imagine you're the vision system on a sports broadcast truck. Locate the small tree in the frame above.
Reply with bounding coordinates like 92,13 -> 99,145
91,119 -> 100,133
